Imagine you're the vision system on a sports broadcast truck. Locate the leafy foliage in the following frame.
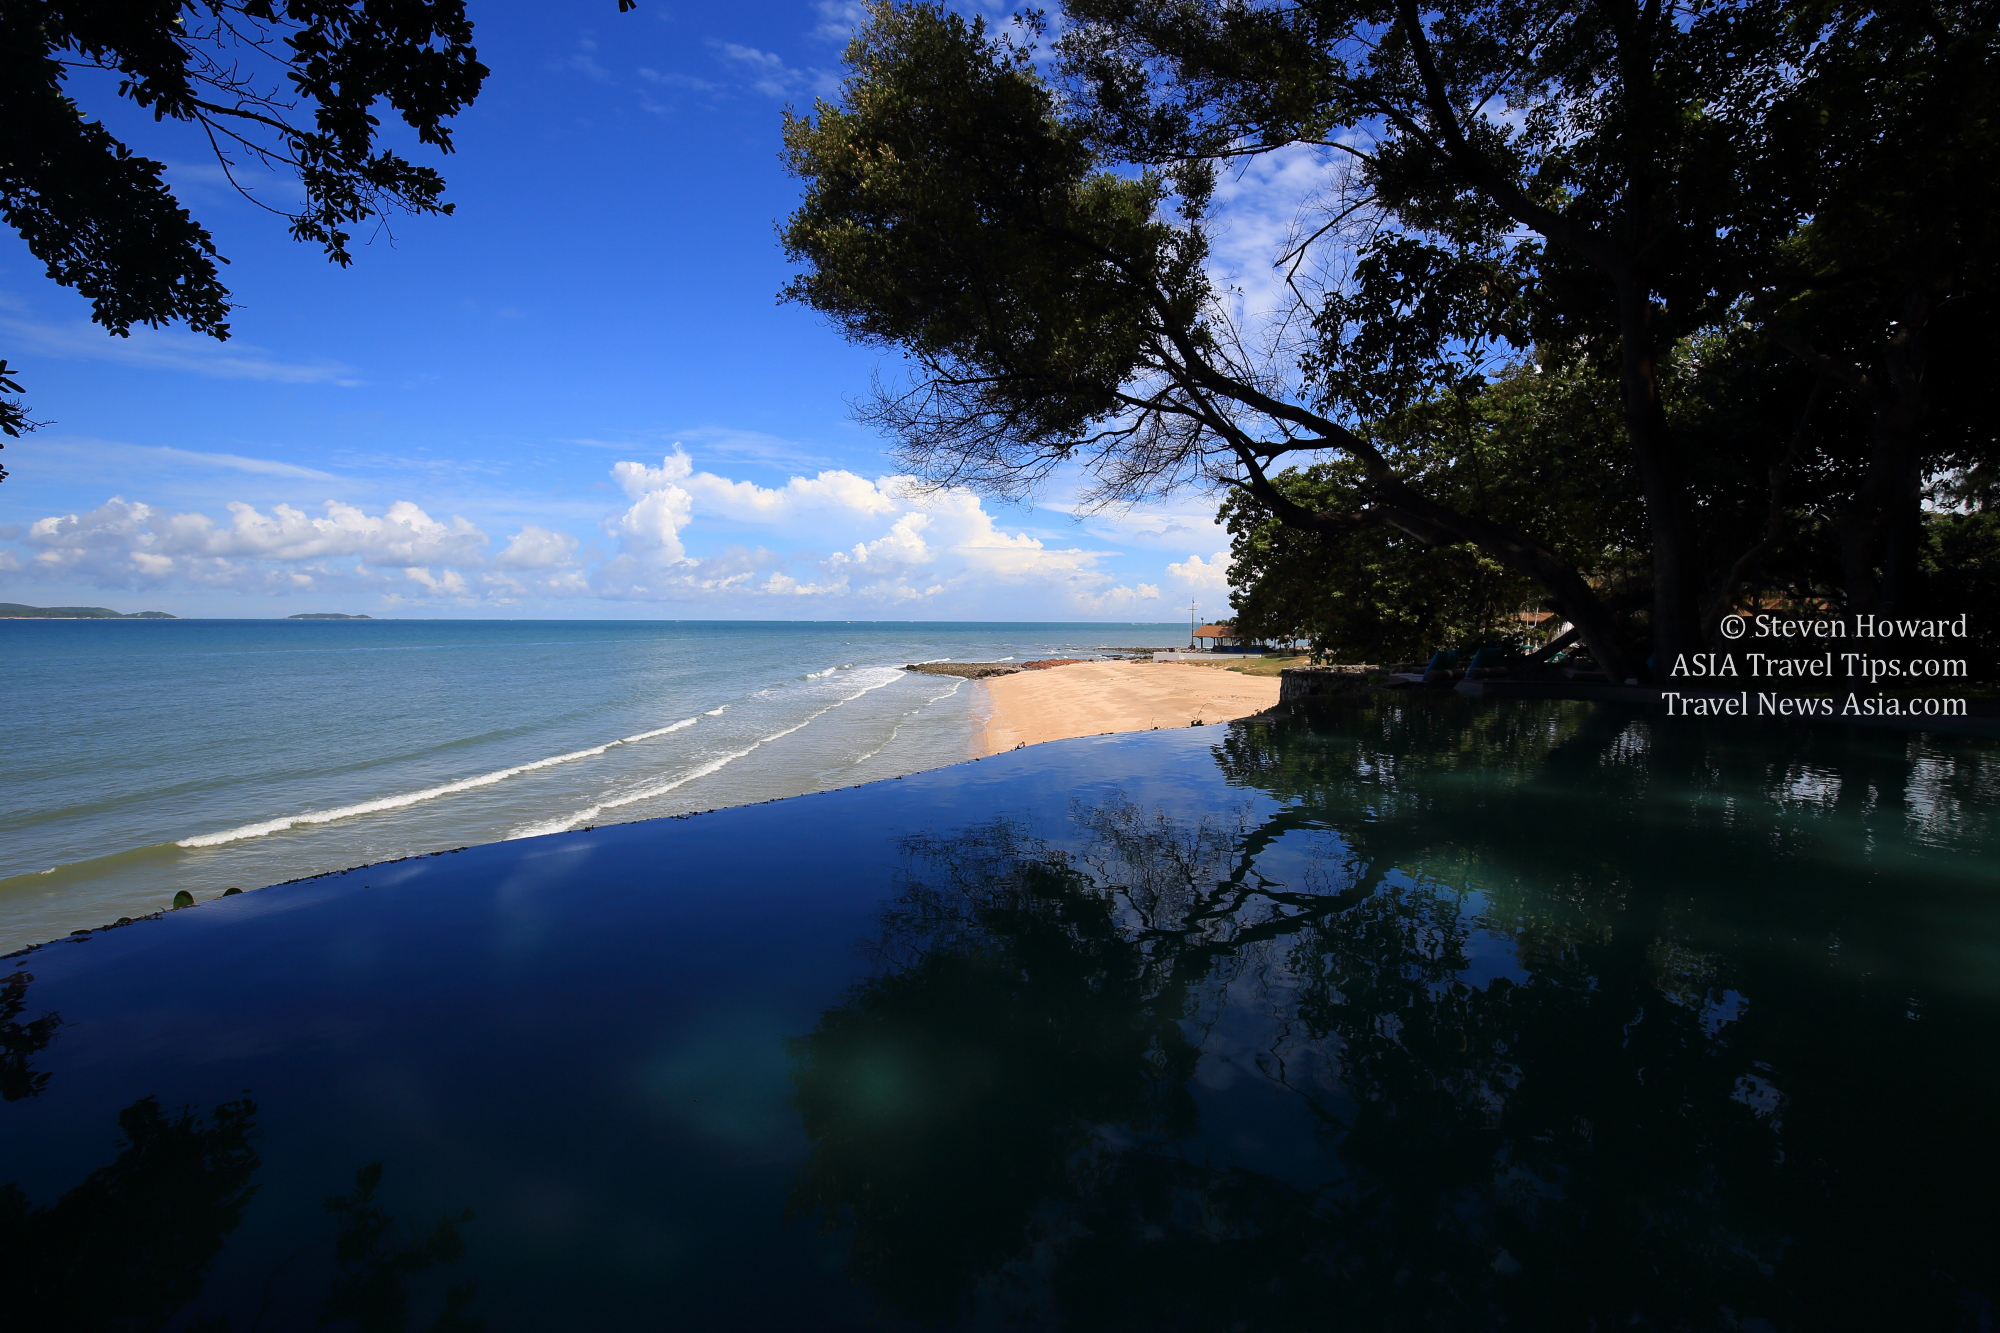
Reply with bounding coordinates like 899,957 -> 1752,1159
1226,356 -> 1649,662
785,0 -> 2000,676
781,3 -> 1206,501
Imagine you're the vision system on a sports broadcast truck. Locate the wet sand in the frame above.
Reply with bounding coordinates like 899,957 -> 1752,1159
976,660 -> 1281,755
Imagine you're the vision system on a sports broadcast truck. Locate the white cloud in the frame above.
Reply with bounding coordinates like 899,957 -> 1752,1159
611,449 -> 693,499
684,463 -> 898,524
567,34 -> 614,83
2,446 -> 1205,617
0,316 -> 358,385
715,41 -> 839,98
637,67 -> 720,93
1167,552 -> 1232,591
828,511 -> 932,568
607,486 -> 695,562
811,0 -> 867,43
1072,582 -> 1163,615
1199,137 -> 1378,385
17,495 -> 490,594
144,446 -> 339,481
588,448 -> 1128,610
498,525 -> 579,570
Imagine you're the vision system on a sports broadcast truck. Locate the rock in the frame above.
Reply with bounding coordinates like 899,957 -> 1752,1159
903,662 -> 1023,679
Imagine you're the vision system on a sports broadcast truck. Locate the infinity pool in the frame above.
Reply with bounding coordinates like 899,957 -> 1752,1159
5,698 -> 1996,1330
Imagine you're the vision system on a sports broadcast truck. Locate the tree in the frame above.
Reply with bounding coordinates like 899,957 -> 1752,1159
782,2 -> 1824,681
1745,1 -> 2000,617
1222,354 -> 1647,662
784,2 -> 1995,679
0,0 -> 640,475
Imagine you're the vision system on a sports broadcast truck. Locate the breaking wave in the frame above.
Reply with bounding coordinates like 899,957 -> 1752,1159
508,667 -> 906,839
177,717 -> 700,848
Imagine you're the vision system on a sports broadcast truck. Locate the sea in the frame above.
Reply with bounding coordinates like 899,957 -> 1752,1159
0,619 -> 1187,953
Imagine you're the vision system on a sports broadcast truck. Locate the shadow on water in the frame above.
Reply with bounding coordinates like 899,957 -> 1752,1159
789,699 -> 2000,1331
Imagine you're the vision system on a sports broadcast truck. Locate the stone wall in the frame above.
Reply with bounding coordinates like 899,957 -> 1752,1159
1277,666 -> 1377,704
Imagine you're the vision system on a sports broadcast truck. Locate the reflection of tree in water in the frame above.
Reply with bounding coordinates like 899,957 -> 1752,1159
313,1164 -> 482,1333
1,1094 -> 260,1329
1,1090 -> 481,1331
789,701 -> 2000,1330
786,820 -> 1200,1324
1,967 -> 62,1102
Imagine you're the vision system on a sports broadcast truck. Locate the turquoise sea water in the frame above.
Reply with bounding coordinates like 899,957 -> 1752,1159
0,619 -> 1185,951
4,699 -> 1996,1328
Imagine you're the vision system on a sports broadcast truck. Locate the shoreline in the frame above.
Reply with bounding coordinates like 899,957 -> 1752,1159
975,660 -> 1281,755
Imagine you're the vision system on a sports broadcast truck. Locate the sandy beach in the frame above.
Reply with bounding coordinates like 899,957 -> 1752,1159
976,660 -> 1281,755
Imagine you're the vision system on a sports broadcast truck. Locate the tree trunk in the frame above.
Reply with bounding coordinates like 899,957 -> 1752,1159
1797,281 -> 1938,616
1237,457 -> 1641,680
1611,279 -> 1703,676
1373,482 -> 1641,682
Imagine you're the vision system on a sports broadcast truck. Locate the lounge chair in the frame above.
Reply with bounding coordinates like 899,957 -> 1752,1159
1386,649 -> 1458,687
1464,645 -> 1508,679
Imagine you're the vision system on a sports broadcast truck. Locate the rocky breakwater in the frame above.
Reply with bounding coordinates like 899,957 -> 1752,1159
904,659 -> 1089,679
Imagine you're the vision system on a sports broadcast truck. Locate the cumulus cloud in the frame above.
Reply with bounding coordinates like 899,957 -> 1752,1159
17,495 -> 496,596
1167,552 -> 1233,591
685,466 -> 898,524
1072,582 -> 1164,615
586,446 -> 1134,610
3,445 -> 1208,616
498,525 -> 580,570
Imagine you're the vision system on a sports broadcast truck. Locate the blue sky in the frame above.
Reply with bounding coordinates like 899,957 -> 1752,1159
0,0 -> 1293,620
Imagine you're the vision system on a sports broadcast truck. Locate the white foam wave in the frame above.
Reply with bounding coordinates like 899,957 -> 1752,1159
177,717 -> 701,848
509,668 -> 906,839
620,718 -> 698,744
849,675 -> 963,767
704,706 -> 727,716
852,724 -> 904,766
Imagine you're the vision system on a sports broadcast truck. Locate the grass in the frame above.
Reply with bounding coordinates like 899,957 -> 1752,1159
1170,654 -> 1309,678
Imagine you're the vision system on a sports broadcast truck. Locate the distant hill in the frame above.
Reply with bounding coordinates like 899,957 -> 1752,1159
286,613 -> 374,620
0,603 -> 176,619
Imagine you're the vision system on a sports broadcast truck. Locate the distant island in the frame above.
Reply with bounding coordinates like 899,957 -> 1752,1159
0,602 -> 176,619
286,613 -> 374,620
